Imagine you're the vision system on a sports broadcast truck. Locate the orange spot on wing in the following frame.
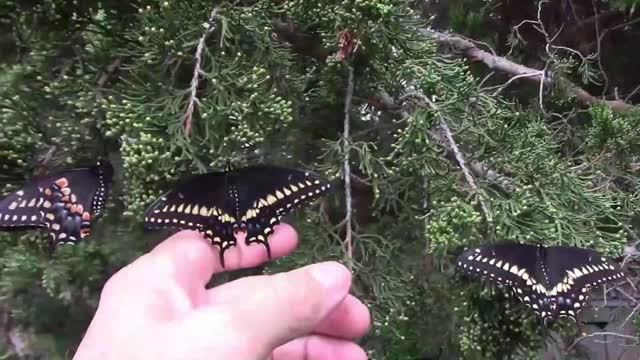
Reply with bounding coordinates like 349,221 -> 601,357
80,228 -> 90,238
44,188 -> 52,196
82,212 -> 91,221
70,204 -> 77,213
75,204 -> 84,214
62,195 -> 70,202
55,178 -> 69,188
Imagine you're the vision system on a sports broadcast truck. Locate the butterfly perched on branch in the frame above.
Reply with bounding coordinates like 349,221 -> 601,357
456,241 -> 625,324
143,164 -> 332,267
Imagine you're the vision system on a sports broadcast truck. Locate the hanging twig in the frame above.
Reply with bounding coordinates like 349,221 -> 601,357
342,65 -> 355,266
440,122 -> 492,221
183,7 -> 220,137
414,95 -> 493,222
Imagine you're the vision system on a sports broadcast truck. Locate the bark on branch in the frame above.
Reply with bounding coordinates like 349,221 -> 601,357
419,29 -> 635,113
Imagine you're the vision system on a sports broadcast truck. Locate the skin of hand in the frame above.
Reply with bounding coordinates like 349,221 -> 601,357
72,223 -> 371,360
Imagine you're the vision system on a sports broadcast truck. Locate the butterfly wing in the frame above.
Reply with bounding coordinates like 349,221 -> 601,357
0,182 -> 47,230
143,171 -> 240,265
41,161 -> 114,248
543,246 -> 625,320
231,165 -> 332,255
456,242 -> 546,315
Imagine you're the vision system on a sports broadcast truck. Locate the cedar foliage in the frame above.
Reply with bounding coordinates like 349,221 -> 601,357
1,0 -> 639,359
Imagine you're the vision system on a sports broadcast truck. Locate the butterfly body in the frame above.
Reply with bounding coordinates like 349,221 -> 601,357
144,165 -> 332,267
0,161 -> 113,249
456,242 -> 625,323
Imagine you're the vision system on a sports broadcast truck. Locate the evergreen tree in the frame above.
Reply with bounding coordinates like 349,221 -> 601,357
1,0 -> 639,359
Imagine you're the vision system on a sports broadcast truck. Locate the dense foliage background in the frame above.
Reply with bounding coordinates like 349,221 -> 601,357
1,0 -> 640,359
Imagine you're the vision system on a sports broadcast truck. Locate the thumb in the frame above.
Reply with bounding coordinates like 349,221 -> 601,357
209,261 -> 352,357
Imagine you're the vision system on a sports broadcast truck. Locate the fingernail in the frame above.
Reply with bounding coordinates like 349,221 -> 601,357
309,261 -> 349,290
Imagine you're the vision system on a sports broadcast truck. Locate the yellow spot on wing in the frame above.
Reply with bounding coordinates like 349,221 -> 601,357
267,194 -> 277,204
275,190 -> 284,199
199,206 -> 208,216
8,202 -> 17,210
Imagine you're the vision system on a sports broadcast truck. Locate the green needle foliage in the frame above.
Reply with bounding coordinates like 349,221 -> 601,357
1,0 -> 639,359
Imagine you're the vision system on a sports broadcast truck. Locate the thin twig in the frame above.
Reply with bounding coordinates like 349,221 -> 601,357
488,71 -> 544,96
624,83 -> 640,102
591,0 -> 609,96
342,66 -> 355,267
421,96 -> 492,222
183,7 -> 220,137
568,332 -> 639,351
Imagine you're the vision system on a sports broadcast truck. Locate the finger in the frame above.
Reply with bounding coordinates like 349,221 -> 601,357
271,335 -> 367,360
207,276 -> 369,341
147,230 -> 217,291
200,261 -> 353,358
212,223 -> 298,272
314,295 -> 371,339
99,230 -> 213,297
97,230 -> 216,317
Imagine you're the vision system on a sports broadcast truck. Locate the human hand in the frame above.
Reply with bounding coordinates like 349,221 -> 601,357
73,223 -> 370,360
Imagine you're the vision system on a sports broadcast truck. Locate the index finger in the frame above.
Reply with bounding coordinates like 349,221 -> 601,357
147,223 -> 299,289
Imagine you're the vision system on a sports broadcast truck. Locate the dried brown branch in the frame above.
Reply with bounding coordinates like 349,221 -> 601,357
420,29 -> 636,113
342,65 -> 355,266
183,8 -> 221,137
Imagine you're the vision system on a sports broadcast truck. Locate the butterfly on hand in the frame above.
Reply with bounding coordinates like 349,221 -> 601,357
143,164 -> 332,267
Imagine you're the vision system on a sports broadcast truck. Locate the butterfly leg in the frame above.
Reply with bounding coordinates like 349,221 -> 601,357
204,231 -> 237,268
245,235 -> 272,260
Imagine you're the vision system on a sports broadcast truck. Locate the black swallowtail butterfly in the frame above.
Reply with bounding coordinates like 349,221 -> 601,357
143,165 -> 332,267
456,241 -> 625,323
0,160 -> 114,250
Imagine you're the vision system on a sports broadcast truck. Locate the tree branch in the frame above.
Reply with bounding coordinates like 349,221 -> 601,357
420,29 -> 635,113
